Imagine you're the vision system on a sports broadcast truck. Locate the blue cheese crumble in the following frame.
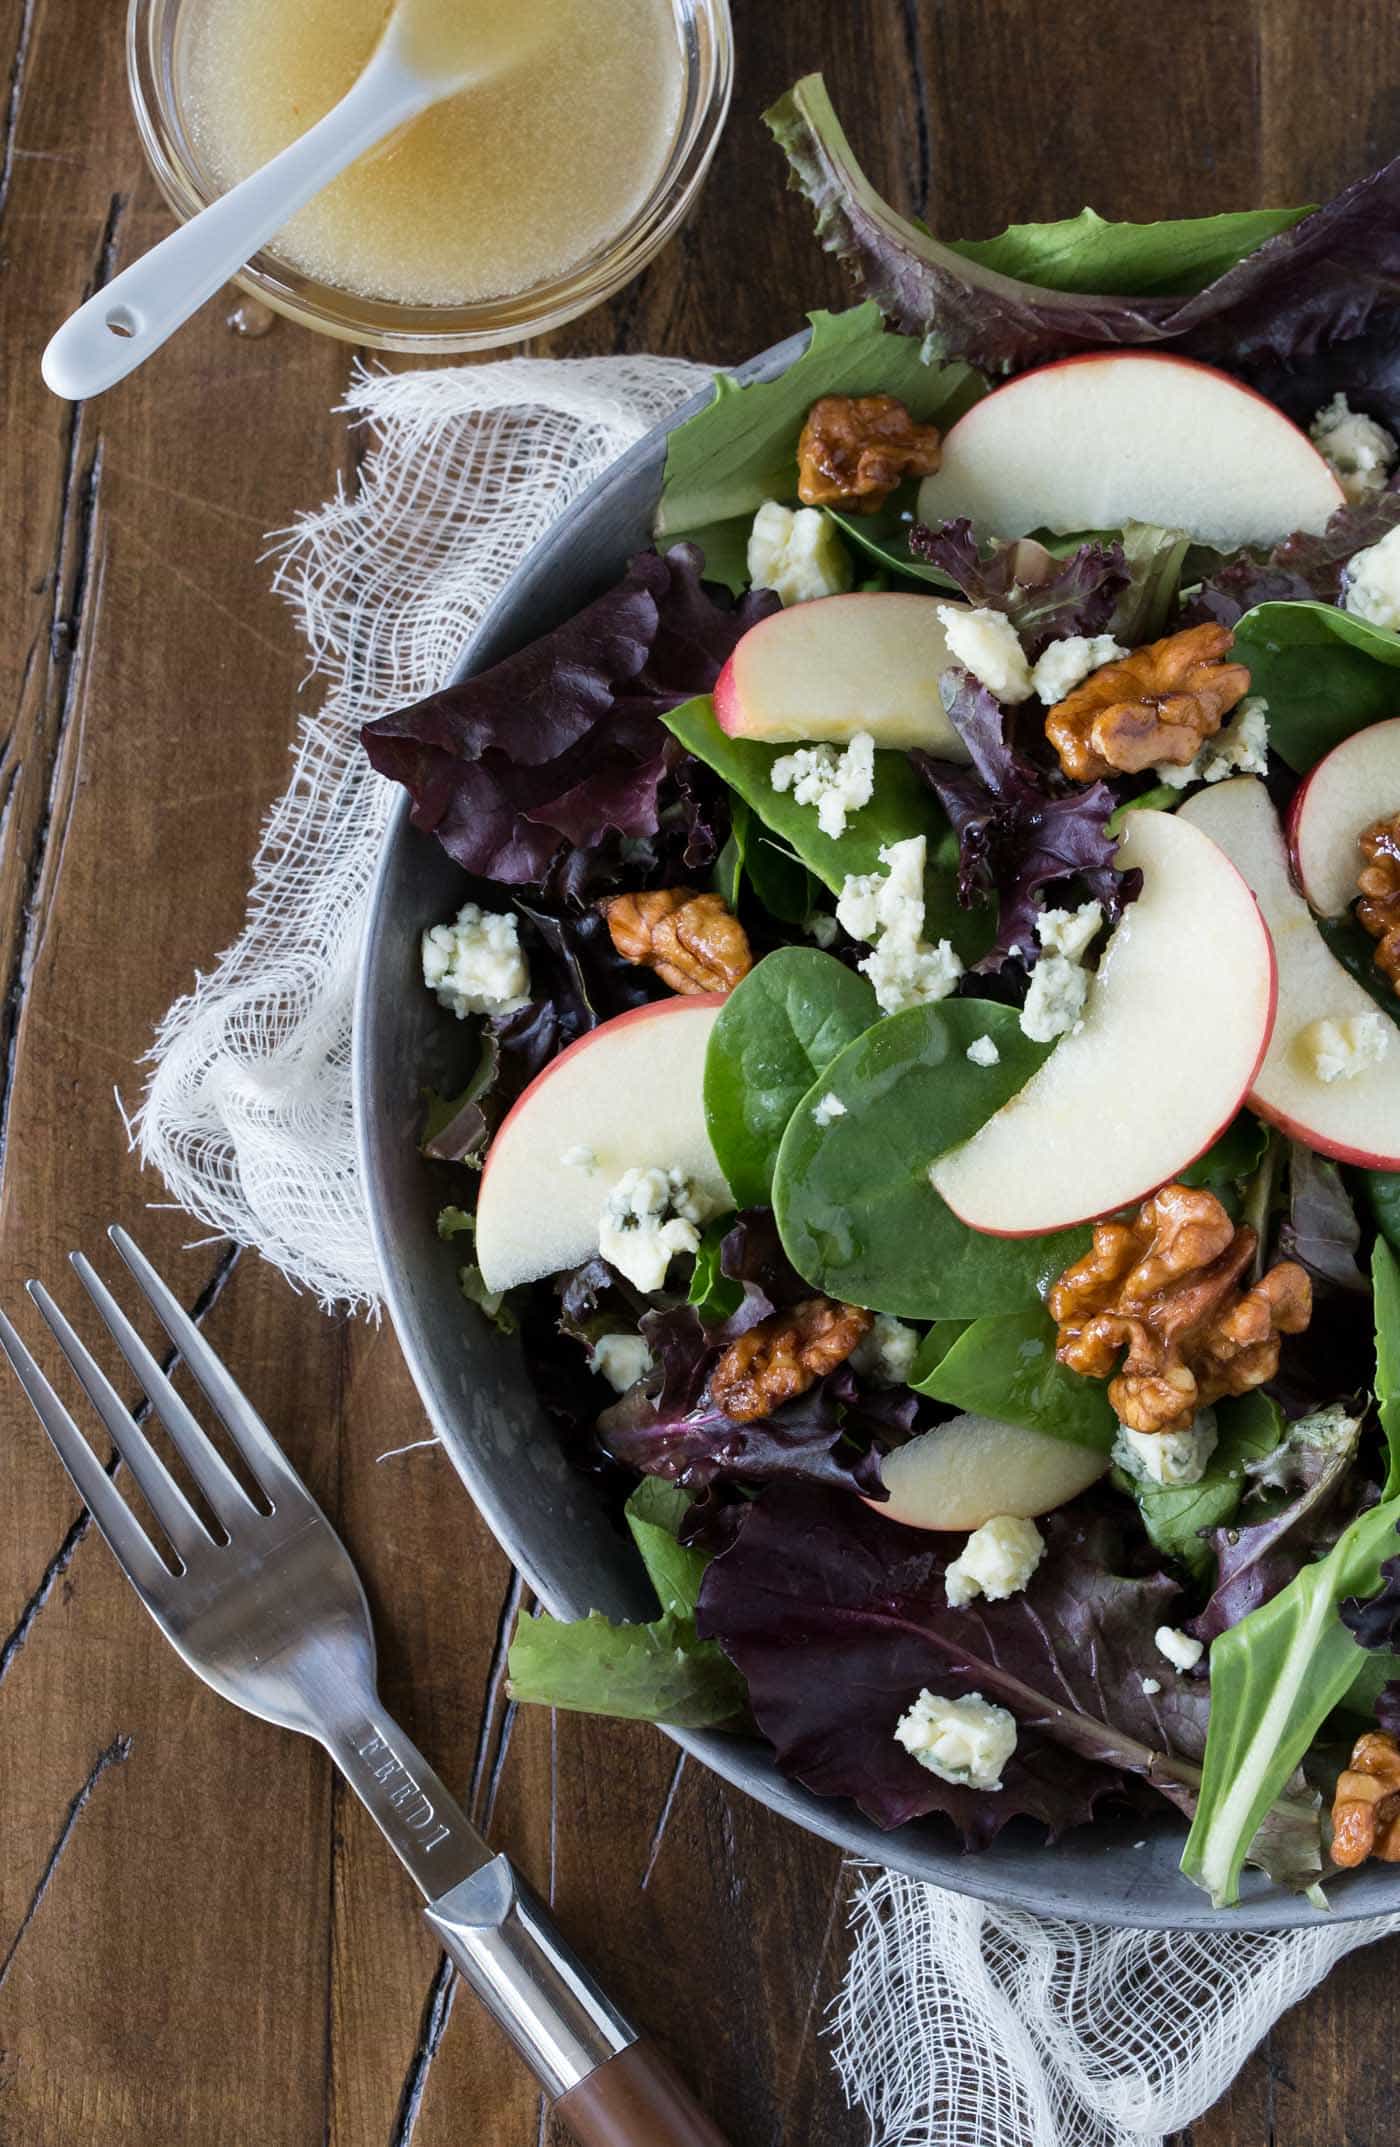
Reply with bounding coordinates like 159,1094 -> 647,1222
1310,393 -> 1398,504
747,501 -> 853,606
945,1515 -> 1045,1609
937,604 -> 1033,704
422,902 -> 530,1018
894,1688 -> 1017,1790
812,1090 -> 847,1127
591,1333 -> 653,1394
1030,634 -> 1127,707
1114,1410 -> 1219,1488
1156,697 -> 1270,788
1019,901 -> 1103,1044
771,731 -> 876,839
1344,524 -> 1400,630
966,1033 -> 1000,1067
851,1313 -> 920,1387
1155,1625 -> 1204,1674
1297,1012 -> 1391,1083
836,835 -> 964,1015
598,1166 -> 710,1294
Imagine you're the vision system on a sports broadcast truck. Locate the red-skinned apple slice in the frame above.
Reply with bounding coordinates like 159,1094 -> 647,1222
1287,717 -> 1400,916
475,996 -> 732,1293
873,1413 -> 1109,1532
928,809 -> 1276,1237
1181,776 -> 1400,1169
712,591 -> 973,756
915,352 -> 1343,549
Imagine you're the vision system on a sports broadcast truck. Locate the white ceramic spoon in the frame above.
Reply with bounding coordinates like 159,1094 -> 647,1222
43,0 -> 544,400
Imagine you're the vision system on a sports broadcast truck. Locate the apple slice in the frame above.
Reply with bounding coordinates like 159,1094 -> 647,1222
475,997 -> 732,1293
713,591 -> 973,756
875,1412 -> 1108,1531
1180,776 -> 1400,1169
915,353 -> 1344,549
1287,717 -> 1400,916
928,810 -> 1276,1236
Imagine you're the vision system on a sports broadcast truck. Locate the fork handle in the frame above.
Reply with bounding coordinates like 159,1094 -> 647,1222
424,1857 -> 731,2146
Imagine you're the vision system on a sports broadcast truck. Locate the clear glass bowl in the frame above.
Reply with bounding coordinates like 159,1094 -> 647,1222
127,0 -> 733,352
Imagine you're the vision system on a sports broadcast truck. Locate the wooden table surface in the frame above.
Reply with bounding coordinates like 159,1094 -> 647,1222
4,3 -> 1400,2142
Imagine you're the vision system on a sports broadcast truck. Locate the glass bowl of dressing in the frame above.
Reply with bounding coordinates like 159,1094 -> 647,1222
127,0 -> 733,351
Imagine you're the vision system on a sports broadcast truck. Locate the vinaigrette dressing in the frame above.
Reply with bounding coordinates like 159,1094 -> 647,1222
183,0 -> 684,307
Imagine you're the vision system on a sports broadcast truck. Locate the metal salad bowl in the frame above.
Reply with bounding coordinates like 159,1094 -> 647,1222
353,334 -> 1394,1930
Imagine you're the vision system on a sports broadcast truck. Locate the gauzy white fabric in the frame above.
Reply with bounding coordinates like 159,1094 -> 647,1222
135,356 -> 1400,2144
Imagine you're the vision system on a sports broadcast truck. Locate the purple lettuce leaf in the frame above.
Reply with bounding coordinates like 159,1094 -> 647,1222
696,1483 -> 1208,1842
908,519 -> 1129,657
1341,1532 -> 1400,1649
1375,1680 -> 1400,1734
765,73 -> 1400,387
1184,485 -> 1400,630
597,1302 -> 888,1500
1277,1141 -> 1369,1297
913,671 -> 1140,972
1191,1412 -> 1365,1645
362,546 -> 775,889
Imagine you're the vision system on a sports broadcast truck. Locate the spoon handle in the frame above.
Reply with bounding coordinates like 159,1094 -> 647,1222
42,48 -> 433,400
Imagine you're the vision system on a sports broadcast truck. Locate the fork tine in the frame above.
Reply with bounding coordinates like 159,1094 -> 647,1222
29,1281 -> 216,1566
106,1227 -> 300,1506
0,1308 -> 173,1600
67,1253 -> 263,1535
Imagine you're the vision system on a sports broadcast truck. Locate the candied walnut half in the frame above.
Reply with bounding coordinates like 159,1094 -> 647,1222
710,1298 -> 873,1424
600,888 -> 752,996
1043,624 -> 1252,783
1048,1183 -> 1311,1436
797,394 -> 942,515
1331,1731 -> 1400,1867
1357,811 -> 1400,994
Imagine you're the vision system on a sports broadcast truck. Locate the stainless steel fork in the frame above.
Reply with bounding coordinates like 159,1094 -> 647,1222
0,1227 -> 730,2147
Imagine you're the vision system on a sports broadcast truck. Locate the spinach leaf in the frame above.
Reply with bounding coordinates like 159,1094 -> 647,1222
654,303 -> 983,592
1121,1392 -> 1284,1583
726,797 -> 817,924
773,997 -> 1089,1318
1232,602 -> 1400,771
1178,1113 -> 1270,1205
1376,1237 -> 1400,1496
1317,914 -> 1400,1028
914,1302 -> 1115,1453
1368,1169 -> 1400,1256
662,696 -> 988,959
1181,1491 -> 1400,1905
948,204 -> 1312,299
828,495 -> 959,589
704,949 -> 878,1207
908,1319 -> 972,1385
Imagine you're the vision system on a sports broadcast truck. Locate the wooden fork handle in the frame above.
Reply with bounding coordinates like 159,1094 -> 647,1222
554,2039 -> 733,2147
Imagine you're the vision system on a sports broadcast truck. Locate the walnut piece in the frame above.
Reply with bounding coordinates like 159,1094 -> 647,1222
600,888 -> 752,996
1357,811 -> 1400,994
1048,1183 -> 1311,1435
797,394 -> 942,516
710,1297 -> 873,1424
1043,624 -> 1252,783
1331,1730 -> 1400,1867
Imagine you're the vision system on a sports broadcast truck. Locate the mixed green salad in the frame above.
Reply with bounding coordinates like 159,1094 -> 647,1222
364,78 -> 1400,1906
